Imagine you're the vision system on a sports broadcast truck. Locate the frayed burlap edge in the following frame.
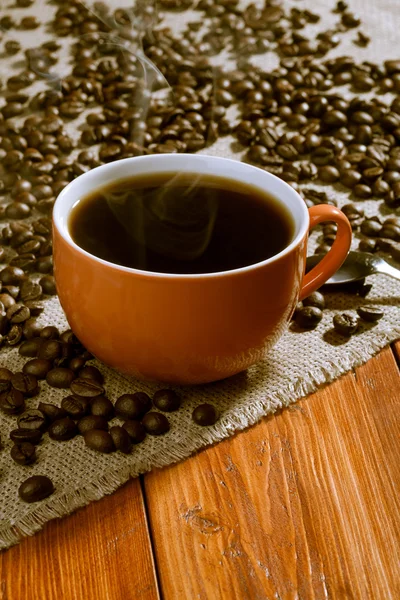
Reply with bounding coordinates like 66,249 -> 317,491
2,324 -> 399,551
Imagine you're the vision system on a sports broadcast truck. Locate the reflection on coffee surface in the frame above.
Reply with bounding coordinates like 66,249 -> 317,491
69,172 -> 294,274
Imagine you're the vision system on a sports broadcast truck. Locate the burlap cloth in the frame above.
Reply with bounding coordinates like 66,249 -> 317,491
0,0 -> 399,550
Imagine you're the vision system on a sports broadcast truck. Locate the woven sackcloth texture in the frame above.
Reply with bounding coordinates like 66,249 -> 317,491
0,0 -> 399,550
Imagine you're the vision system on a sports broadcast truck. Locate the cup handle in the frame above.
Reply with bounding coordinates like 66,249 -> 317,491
299,204 -> 352,301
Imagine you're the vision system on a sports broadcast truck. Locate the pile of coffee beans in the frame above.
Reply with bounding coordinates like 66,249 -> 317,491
1,323 -> 219,501
0,0 -> 399,502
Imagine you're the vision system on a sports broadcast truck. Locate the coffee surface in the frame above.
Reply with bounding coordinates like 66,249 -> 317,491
69,172 -> 294,274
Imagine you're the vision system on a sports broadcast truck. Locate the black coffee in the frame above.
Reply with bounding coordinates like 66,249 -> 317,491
69,172 -> 294,275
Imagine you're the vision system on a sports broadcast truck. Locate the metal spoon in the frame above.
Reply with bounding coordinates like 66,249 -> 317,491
306,250 -> 400,286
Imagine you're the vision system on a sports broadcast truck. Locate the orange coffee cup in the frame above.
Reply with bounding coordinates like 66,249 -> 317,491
53,154 -> 352,384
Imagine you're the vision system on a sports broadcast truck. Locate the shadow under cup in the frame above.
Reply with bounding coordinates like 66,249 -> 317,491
53,154 -> 351,384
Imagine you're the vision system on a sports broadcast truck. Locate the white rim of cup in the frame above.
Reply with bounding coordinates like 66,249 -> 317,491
53,154 -> 309,280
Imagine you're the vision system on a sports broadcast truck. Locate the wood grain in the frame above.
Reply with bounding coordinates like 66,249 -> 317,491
0,478 -> 159,600
144,347 -> 400,600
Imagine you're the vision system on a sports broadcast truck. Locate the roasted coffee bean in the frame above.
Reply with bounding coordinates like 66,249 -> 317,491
6,303 -> 30,324
70,378 -> 104,398
39,326 -> 59,340
37,402 -> 67,422
46,368 -> 76,389
68,357 -> 86,373
380,224 -> 400,241
18,475 -> 54,503
122,420 -> 146,444
0,368 -> 13,381
90,396 -> 114,420
360,219 -> 382,237
333,313 -> 359,336
359,239 -> 377,253
7,324 -> 23,346
0,388 -> 25,415
20,16 -> 40,29
2,285 -> 20,299
142,412 -> 170,436
0,267 -> 25,285
0,294 -> 15,310
192,403 -> 219,426
18,409 -> 47,432
357,305 -> 384,322
78,415 -> 108,435
4,40 -> 21,56
38,340 -> 62,361
19,338 -> 42,357
340,170 -> 362,188
110,426 -> 132,454
0,379 -> 11,394
11,442 -> 36,465
35,256 -> 53,274
353,184 -> 372,199
11,372 -> 38,397
22,358 -> 52,379
78,365 -> 103,384
48,417 -> 77,441
153,389 -> 181,412
10,428 -> 42,444
318,166 -> 340,183
295,306 -> 323,329
20,280 -> 42,302
61,395 -> 90,418
84,429 -> 115,453
115,392 -> 152,420
302,291 -> 325,310
5,202 -> 31,220
39,275 -> 56,295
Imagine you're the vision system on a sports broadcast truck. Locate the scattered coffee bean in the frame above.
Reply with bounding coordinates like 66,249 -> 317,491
46,368 -> 76,389
40,326 -> 59,340
115,393 -> 152,420
9,428 -> 42,445
110,426 -> 132,454
192,403 -> 218,426
70,378 -> 104,398
142,412 -> 170,436
90,396 -> 114,420
357,306 -> 384,322
37,339 -> 62,361
69,357 -> 87,372
48,417 -> 77,441
84,429 -> 115,453
333,313 -> 359,336
61,395 -> 90,418
302,291 -> 325,310
295,306 -> 323,329
122,420 -> 147,444
19,338 -> 42,357
78,365 -> 103,384
22,359 -> 52,379
153,389 -> 181,413
78,415 -> 108,435
18,475 -> 54,503
39,275 -> 56,295
18,409 -> 47,432
0,368 -> 13,381
11,372 -> 38,397
37,402 -> 67,422
0,388 -> 25,415
11,443 -> 36,465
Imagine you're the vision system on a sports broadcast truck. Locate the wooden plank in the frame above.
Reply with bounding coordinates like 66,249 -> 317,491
144,347 -> 400,600
0,478 -> 160,600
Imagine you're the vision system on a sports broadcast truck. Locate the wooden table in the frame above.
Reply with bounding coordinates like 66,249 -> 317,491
1,342 -> 399,600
